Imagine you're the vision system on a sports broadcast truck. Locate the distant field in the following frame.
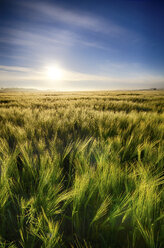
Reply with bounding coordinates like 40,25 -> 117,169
0,90 -> 164,248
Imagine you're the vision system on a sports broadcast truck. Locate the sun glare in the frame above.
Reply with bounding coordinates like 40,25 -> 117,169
46,65 -> 63,80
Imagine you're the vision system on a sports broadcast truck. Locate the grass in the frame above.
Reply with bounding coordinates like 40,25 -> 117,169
0,90 -> 163,247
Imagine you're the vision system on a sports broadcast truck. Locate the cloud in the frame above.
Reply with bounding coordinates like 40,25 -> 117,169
0,65 -> 163,90
0,65 -> 31,72
0,1 -> 160,90
0,26 -> 75,49
0,0 -> 144,72
16,0 -> 137,38
98,61 -> 157,78
0,25 -> 113,70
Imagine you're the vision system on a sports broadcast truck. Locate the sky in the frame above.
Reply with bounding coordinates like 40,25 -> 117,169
0,0 -> 164,90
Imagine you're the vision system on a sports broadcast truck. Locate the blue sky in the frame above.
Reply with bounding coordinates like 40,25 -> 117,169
0,0 -> 164,90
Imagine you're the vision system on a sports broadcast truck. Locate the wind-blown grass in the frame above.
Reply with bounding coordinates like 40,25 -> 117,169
0,90 -> 163,247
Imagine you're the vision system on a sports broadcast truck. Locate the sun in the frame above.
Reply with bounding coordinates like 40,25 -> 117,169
46,65 -> 63,80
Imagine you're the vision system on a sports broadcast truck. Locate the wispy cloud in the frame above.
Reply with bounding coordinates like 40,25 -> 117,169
15,0 -> 140,40
0,25 -> 113,70
0,65 -> 31,72
17,1 -> 119,35
0,0 -> 144,71
99,61 -> 152,78
0,65 -> 163,90
1,0 -> 161,90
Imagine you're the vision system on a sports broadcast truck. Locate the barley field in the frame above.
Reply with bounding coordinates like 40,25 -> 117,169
0,90 -> 163,248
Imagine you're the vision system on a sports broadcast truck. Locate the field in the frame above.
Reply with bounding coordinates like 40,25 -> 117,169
0,90 -> 164,248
